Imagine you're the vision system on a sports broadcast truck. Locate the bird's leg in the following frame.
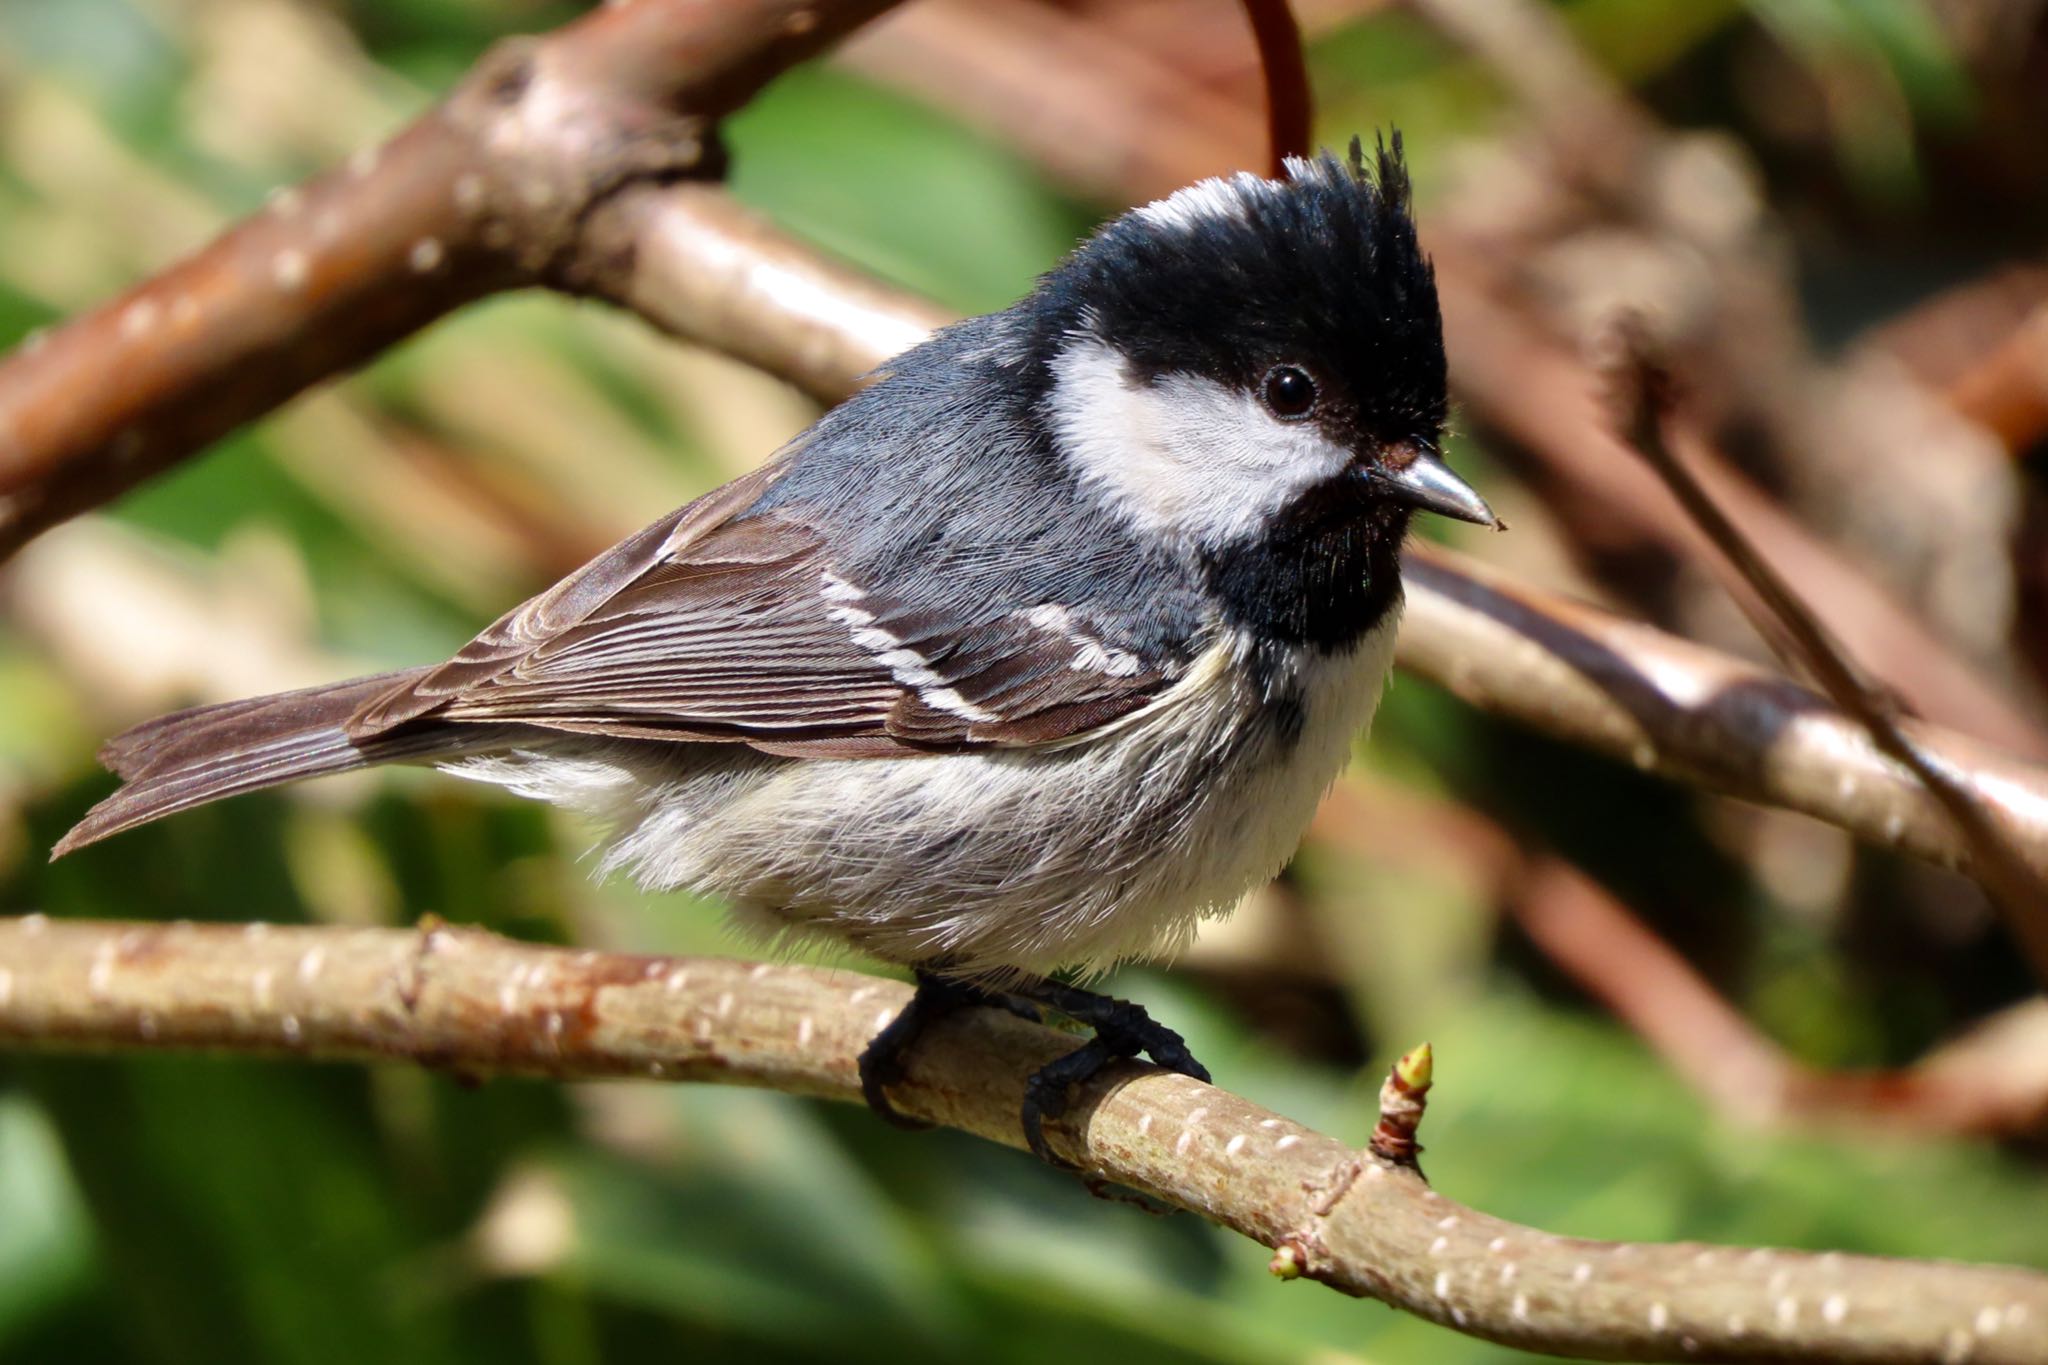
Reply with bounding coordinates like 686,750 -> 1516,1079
856,968 -> 1040,1129
1009,976 -> 1211,1167
855,969 -> 1210,1166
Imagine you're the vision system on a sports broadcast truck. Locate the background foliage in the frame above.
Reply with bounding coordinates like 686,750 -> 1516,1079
2,2 -> 2045,1362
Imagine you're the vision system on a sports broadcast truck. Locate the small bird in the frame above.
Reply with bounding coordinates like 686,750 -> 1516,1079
56,136 -> 1491,1161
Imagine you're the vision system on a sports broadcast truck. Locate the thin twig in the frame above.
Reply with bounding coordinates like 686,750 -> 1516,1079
1239,0 -> 1313,173
1610,331 -> 2048,983
3,916 -> 2043,1364
1433,252 -> 2048,763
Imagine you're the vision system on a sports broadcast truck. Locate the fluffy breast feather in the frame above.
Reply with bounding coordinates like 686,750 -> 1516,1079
443,612 -> 1399,977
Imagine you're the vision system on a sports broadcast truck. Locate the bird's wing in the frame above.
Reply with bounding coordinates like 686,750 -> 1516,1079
347,464 -> 1182,756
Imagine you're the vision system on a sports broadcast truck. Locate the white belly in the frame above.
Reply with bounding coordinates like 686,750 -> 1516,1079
448,616 -> 1397,977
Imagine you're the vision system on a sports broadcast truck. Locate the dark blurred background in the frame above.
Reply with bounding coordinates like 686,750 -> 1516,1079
3,2 -> 2047,1362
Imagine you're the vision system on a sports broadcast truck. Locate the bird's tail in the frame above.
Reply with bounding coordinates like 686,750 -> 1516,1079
52,667 -> 451,858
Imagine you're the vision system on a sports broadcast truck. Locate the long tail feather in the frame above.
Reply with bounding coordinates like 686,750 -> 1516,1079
54,668 -> 448,858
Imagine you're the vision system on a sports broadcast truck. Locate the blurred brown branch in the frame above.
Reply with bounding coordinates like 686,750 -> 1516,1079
1433,254 -> 2048,763
5,914 -> 2044,1365
1399,544 -> 2048,886
576,183 -> 950,404
1611,339 -> 2048,984
0,0 -> 905,556
1512,858 -> 2048,1136
1239,0 -> 1312,174
1948,302 -> 2048,458
838,0 -> 1262,203
1309,778 -> 2048,1137
1867,265 -> 2048,460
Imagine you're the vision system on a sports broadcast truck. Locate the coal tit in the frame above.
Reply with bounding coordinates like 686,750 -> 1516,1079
57,137 -> 1493,1160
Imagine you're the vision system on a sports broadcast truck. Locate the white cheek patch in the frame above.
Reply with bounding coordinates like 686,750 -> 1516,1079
1047,339 -> 1354,548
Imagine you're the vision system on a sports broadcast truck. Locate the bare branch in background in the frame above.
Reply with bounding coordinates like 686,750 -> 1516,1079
1863,265 -> 2048,457
837,0 -> 1261,203
1238,0 -> 1313,173
0,0 -> 906,556
575,184 -> 950,404
1433,250 -> 2048,763
1309,777 -> 2048,1136
1399,543 -> 2048,885
4,916 -> 2043,1364
1948,303 -> 2048,459
1512,858 -> 2048,1136
1610,338 -> 2048,981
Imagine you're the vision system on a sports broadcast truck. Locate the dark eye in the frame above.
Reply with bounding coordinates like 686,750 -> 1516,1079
1261,365 -> 1317,420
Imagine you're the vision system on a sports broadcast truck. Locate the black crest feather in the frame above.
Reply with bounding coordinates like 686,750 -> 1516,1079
1027,130 -> 1445,454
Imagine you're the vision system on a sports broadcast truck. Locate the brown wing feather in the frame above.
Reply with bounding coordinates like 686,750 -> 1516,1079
348,463 -> 1179,756
348,457 -> 794,738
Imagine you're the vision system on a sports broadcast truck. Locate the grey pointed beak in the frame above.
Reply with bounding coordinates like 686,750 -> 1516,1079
1372,447 -> 1497,527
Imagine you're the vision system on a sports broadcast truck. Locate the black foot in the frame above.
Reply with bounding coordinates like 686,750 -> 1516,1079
855,969 -> 1210,1168
857,971 -> 1038,1128
1012,978 -> 1210,1167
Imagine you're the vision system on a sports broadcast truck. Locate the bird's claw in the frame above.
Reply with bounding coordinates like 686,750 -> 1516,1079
1020,992 -> 1210,1166
857,970 -> 1210,1169
856,971 -> 1042,1129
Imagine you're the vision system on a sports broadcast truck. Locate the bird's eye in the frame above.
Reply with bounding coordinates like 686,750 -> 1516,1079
1261,365 -> 1317,420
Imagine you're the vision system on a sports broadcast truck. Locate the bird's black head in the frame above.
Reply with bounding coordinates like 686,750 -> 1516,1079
1022,135 -> 1491,652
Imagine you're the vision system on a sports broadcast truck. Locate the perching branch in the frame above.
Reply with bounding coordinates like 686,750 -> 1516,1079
0,0 -> 904,556
4,915 -> 2043,1365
